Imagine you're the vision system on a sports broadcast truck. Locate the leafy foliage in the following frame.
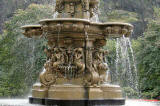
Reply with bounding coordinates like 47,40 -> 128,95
134,8 -> 160,99
0,4 -> 54,97
0,0 -> 55,33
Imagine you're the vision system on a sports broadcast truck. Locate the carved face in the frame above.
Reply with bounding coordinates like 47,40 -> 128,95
94,50 -> 103,61
54,48 -> 62,59
94,39 -> 106,47
74,48 -> 83,59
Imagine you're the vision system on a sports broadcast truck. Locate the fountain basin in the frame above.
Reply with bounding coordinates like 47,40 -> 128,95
22,18 -> 133,39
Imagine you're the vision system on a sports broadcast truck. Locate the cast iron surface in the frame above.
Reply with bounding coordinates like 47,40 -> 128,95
29,97 -> 125,106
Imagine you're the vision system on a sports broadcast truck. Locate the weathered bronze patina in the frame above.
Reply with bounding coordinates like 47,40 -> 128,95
22,0 -> 133,105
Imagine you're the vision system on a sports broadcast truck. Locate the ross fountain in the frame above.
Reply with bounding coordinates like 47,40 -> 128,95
22,0 -> 133,106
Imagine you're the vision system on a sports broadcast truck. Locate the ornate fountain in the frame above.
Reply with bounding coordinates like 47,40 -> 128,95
22,0 -> 133,105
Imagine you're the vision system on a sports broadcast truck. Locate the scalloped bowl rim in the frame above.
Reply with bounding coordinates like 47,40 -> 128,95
21,25 -> 41,29
39,18 -> 133,28
39,18 -> 91,24
101,22 -> 133,28
22,19 -> 133,31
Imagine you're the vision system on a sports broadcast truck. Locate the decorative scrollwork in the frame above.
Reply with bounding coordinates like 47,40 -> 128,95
40,61 -> 56,87
41,36 -> 108,86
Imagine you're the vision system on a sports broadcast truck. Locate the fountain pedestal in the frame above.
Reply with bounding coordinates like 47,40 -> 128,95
22,0 -> 133,105
29,84 -> 125,105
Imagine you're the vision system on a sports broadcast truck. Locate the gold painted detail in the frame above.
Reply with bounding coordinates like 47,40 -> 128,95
85,47 -> 108,86
40,44 -> 108,87
40,47 -> 86,87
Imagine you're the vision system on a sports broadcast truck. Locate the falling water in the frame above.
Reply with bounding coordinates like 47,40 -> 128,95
105,63 -> 112,83
90,2 -> 100,22
115,35 -> 139,97
53,11 -> 58,19
90,14 -> 99,22
115,38 -> 120,82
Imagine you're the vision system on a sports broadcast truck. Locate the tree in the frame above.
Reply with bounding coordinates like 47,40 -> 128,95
137,8 -> 160,99
0,4 -> 54,97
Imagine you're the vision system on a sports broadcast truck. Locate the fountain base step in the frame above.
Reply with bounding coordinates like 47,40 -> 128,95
29,97 -> 125,106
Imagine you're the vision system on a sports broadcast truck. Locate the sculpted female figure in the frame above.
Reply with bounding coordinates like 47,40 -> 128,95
73,48 -> 85,76
93,49 -> 108,83
51,48 -> 66,77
